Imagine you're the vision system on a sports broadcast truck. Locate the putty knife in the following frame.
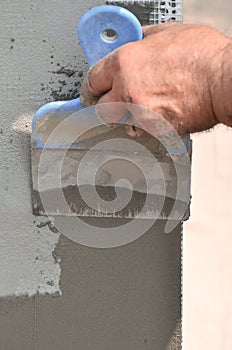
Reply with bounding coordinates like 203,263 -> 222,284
31,4 -> 191,224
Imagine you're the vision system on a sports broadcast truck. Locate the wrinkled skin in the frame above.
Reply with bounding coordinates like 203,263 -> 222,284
80,23 -> 232,137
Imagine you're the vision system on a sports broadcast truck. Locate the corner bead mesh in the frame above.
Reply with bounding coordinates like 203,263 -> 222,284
105,0 -> 183,25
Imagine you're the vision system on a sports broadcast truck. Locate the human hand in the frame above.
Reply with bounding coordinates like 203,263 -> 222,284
80,23 -> 232,137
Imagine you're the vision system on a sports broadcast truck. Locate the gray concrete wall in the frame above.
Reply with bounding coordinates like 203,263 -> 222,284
0,1 -> 182,349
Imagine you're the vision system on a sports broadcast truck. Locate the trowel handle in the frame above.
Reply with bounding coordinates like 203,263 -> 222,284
78,5 -> 143,66
75,5 -> 142,109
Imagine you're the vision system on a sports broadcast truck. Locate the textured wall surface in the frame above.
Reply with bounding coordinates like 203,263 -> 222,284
0,1 -> 182,349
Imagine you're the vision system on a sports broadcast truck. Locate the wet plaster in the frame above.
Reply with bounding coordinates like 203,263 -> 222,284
0,222 -> 182,350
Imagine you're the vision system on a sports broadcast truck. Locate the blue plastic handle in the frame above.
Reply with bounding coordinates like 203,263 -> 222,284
32,5 -> 143,148
78,5 -> 142,66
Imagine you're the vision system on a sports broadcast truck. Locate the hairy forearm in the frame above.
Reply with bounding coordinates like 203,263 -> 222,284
212,39 -> 232,127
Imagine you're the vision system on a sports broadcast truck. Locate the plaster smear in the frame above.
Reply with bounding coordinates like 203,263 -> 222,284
0,92 -> 61,297
0,124 -> 61,296
0,215 -> 61,297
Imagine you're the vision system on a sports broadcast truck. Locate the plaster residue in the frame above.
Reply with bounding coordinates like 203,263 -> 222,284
12,113 -> 33,133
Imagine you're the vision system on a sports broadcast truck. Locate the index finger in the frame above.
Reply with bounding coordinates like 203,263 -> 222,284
80,52 -> 117,106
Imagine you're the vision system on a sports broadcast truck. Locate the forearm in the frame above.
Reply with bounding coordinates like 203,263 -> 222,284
212,39 -> 232,127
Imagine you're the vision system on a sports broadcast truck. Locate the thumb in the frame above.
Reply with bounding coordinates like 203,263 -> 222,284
80,52 -> 117,106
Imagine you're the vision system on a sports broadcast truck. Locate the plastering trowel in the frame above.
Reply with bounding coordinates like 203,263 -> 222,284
31,3 -> 191,225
